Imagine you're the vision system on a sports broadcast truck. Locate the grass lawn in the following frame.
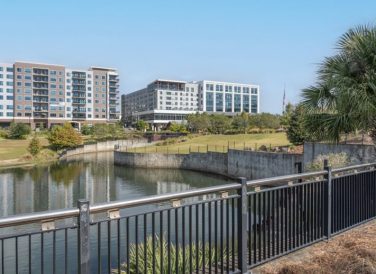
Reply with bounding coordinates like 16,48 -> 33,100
129,132 -> 290,153
0,137 -> 52,164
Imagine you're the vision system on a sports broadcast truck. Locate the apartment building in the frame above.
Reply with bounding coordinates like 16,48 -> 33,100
122,79 -> 260,130
0,61 -> 120,128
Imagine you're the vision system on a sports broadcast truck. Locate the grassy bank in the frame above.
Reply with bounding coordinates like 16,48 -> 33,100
128,132 -> 290,153
0,137 -> 57,168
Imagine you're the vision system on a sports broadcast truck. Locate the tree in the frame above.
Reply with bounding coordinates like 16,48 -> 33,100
167,122 -> 188,133
286,105 -> 311,145
280,102 -> 294,129
209,114 -> 231,134
28,135 -> 42,156
48,123 -> 83,150
135,120 -> 148,131
249,113 -> 281,129
232,112 -> 250,133
301,25 -> 376,143
186,113 -> 211,133
8,123 -> 31,139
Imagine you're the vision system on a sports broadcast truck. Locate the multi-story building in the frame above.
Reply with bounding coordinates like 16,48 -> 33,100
0,61 -> 120,128
0,64 -> 14,123
122,79 -> 260,130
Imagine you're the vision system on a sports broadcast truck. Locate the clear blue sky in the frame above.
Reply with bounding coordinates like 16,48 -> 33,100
1,0 -> 375,113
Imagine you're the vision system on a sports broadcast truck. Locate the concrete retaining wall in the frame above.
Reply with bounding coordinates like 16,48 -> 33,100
303,142 -> 376,167
60,139 -> 149,158
114,149 -> 302,180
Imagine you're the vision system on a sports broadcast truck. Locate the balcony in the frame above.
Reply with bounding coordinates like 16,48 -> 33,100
33,69 -> 48,75
72,99 -> 86,105
33,76 -> 48,83
73,108 -> 86,113
33,99 -> 49,103
33,83 -> 49,89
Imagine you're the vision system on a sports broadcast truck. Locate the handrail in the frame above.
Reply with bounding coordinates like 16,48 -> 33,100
0,208 -> 79,228
90,183 -> 241,214
332,162 -> 376,173
246,170 -> 328,187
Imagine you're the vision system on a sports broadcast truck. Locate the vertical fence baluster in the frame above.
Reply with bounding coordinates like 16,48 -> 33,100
237,177 -> 247,273
78,199 -> 90,274
324,160 -> 332,239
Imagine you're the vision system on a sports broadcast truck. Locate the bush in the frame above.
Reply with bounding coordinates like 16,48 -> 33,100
81,124 -> 93,135
28,136 -> 42,156
0,128 -> 8,139
8,123 -> 31,139
305,152 -> 349,171
121,235 -> 228,273
48,123 -> 83,150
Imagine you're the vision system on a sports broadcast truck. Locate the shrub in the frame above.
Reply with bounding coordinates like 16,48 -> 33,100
305,152 -> 349,171
0,128 -> 8,139
81,124 -> 93,135
120,235 -> 228,273
8,123 -> 31,139
48,123 -> 83,150
135,120 -> 148,131
28,135 -> 42,156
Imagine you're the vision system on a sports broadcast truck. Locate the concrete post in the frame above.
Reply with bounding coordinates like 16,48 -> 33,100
78,199 -> 90,274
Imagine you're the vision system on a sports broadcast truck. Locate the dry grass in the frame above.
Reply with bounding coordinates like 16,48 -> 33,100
256,221 -> 376,274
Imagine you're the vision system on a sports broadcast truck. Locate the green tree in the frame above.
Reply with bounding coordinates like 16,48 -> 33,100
209,114 -> 231,134
249,113 -> 281,129
286,105 -> 311,145
186,113 -> 211,133
301,25 -> 376,142
232,112 -> 250,133
280,102 -> 294,129
8,122 -> 31,139
135,120 -> 148,131
28,135 -> 42,156
48,123 -> 83,150
167,122 -> 188,133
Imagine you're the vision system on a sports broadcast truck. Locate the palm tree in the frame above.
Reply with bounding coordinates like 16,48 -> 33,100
301,25 -> 376,143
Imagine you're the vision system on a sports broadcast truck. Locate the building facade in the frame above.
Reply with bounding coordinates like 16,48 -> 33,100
0,61 -> 120,128
122,79 -> 260,130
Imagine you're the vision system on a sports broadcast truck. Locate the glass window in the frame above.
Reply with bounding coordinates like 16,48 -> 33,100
234,94 -> 241,112
6,96 -> 13,100
215,93 -> 223,112
7,105 -> 13,110
251,95 -> 258,113
206,92 -> 214,111
225,94 -> 232,112
17,68 -> 22,72
6,67 -> 13,73
6,74 -> 13,79
251,88 -> 258,94
24,68 -> 32,74
243,95 -> 249,112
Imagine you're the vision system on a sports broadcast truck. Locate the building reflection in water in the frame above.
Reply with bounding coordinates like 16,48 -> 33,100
0,152 -> 229,217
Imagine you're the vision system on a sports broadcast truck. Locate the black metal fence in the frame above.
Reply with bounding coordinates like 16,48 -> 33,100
1,162 -> 376,273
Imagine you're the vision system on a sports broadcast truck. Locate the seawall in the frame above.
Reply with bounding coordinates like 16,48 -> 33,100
114,150 -> 303,180
60,139 -> 150,159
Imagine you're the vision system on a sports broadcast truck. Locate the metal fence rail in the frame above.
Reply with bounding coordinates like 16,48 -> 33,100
1,161 -> 376,273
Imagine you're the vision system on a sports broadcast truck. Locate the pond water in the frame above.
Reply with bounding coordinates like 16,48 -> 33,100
0,152 -> 231,217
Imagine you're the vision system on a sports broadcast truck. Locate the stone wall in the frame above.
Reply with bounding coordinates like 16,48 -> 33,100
60,139 -> 149,159
303,142 -> 376,168
114,149 -> 302,180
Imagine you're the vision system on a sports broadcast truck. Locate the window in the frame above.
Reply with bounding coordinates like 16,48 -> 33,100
251,95 -> 258,113
6,96 -> 13,100
50,84 -> 56,88
25,106 -> 32,111
102,76 -> 105,80
16,75 -> 22,80
215,93 -> 223,112
25,75 -> 31,80
8,82 -> 14,86
16,105 -> 22,110
67,107 -> 71,111
50,70 -> 56,75
7,105 -> 13,110
234,94 -> 241,112
215,85 -> 223,92
251,88 -> 258,94
25,83 -> 31,87
24,68 -> 32,74
0,74 -> 2,79
17,68 -> 22,72
225,94 -> 232,112
6,67 -> 13,73
88,87 -> 92,91
0,106 -> 2,109
50,78 -> 56,82
67,113 -> 71,118
17,96 -> 22,101
7,112 -> 13,117
206,92 -> 214,111
88,114 -> 92,118
6,74 -> 13,79
25,89 -> 32,94
25,96 -> 32,101
87,93 -> 91,97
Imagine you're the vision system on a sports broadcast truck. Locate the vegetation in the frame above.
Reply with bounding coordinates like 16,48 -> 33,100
120,235 -> 228,274
80,124 -> 93,135
286,105 -> 311,145
135,120 -> 148,131
28,135 -> 42,156
129,132 -> 289,153
301,25 -> 376,143
167,122 -> 189,133
8,122 -> 31,139
305,152 -> 349,171
186,112 -> 281,134
48,123 -> 83,150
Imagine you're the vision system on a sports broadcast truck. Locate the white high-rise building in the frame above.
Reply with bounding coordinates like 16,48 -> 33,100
0,64 -> 15,123
122,79 -> 260,130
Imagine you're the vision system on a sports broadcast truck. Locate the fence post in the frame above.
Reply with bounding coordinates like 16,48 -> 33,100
77,199 -> 90,274
237,177 -> 248,273
324,159 -> 332,239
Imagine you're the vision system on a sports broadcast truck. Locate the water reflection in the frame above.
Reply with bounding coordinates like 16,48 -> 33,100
0,152 -> 230,217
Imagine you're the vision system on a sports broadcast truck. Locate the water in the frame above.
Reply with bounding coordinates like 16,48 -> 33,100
0,152 -> 231,273
0,152 -> 230,217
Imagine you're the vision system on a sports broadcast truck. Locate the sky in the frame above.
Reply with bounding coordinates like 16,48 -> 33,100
1,0 -> 375,113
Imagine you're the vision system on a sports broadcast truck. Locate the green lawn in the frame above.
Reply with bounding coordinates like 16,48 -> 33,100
0,137 -> 50,161
128,132 -> 290,153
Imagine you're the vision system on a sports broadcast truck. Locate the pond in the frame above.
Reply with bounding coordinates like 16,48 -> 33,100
0,152 -> 231,217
